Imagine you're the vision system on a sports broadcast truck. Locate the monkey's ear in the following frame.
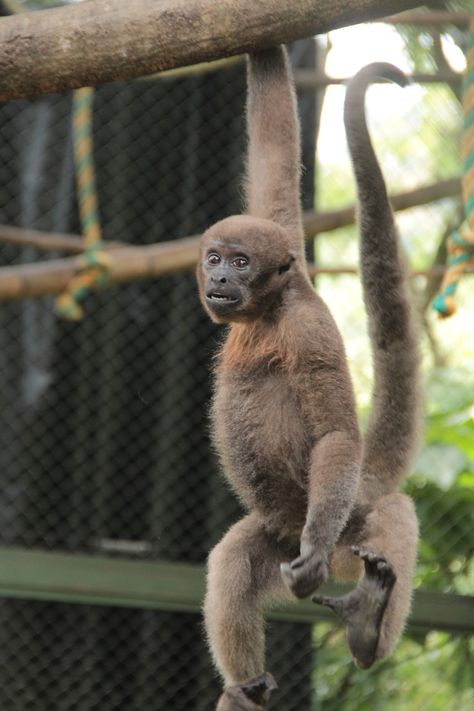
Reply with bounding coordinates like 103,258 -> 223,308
278,254 -> 296,275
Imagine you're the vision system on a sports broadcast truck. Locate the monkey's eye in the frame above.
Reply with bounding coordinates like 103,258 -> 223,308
232,256 -> 249,270
207,253 -> 221,266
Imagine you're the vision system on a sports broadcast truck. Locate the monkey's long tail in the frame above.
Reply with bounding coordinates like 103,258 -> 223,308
343,63 -> 420,501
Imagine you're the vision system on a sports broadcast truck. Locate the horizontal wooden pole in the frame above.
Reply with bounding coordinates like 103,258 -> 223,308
0,177 -> 460,302
0,0 -> 423,102
384,10 -> 473,26
0,225 -> 120,254
293,70 -> 462,90
0,546 -> 471,633
0,176 -> 459,255
305,176 -> 460,235
306,265 -> 474,279
3,223 -> 472,281
0,237 -> 201,301
141,62 -> 462,88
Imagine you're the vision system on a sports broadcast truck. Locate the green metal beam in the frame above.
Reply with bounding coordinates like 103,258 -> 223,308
0,546 -> 472,634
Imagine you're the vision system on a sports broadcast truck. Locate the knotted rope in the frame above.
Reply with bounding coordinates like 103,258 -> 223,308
433,19 -> 474,318
56,87 -> 110,320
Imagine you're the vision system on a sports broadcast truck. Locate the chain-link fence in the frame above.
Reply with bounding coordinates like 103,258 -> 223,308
0,11 -> 472,711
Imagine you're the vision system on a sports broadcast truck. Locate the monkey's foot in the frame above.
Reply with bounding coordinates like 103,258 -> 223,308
216,673 -> 277,711
313,546 -> 396,669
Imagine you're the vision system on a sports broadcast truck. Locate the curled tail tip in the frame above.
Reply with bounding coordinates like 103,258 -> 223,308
350,62 -> 408,88
344,62 -> 408,114
343,62 -> 408,142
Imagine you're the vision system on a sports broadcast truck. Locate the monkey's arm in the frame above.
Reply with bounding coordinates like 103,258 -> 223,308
306,427 -> 360,539
245,47 -> 304,256
282,364 -> 361,599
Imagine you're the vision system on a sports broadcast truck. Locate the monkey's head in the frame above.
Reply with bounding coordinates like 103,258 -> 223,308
197,215 -> 297,323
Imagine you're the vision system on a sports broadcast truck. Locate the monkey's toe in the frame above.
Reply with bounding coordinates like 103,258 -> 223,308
375,559 -> 397,590
351,546 -> 395,586
313,594 -> 348,619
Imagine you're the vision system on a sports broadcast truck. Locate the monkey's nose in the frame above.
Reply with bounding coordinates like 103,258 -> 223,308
211,274 -> 227,284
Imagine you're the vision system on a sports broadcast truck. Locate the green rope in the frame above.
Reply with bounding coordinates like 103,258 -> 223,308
56,88 -> 110,320
433,19 -> 474,317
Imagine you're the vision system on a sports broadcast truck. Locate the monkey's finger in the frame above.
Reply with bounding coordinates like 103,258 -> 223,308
352,545 -> 374,561
290,556 -> 305,570
352,546 -> 383,571
281,557 -> 304,572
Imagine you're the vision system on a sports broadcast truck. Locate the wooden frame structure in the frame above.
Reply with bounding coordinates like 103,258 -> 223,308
0,176 -> 462,302
0,0 -> 428,102
0,4 -> 470,303
0,1 -> 472,628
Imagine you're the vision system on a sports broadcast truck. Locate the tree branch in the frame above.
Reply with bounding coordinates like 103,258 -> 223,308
0,0 -> 424,101
293,69 -> 462,90
0,225 -> 120,253
0,176 -> 461,302
384,10 -> 472,27
0,177 -> 460,253
304,176 -> 460,235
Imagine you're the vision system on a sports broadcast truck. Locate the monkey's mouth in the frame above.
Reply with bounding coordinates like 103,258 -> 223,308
206,292 -> 240,304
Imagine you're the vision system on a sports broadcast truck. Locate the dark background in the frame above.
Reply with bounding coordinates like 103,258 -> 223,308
0,40 -> 321,710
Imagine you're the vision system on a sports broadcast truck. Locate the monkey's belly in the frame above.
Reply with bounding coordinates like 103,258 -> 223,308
212,372 -> 311,535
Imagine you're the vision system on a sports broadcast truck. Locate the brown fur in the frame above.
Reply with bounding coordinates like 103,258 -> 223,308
344,63 -> 420,504
198,51 -> 420,705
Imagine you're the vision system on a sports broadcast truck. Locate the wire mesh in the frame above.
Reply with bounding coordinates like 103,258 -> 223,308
0,21 -> 472,711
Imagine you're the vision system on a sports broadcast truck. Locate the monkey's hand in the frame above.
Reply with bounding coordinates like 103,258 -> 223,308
280,544 -> 329,599
216,673 -> 277,710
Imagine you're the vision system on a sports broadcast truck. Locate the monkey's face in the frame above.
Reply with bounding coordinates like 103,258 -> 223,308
197,215 -> 295,323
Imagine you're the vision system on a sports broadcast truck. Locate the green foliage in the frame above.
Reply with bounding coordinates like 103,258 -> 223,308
407,368 -> 474,594
12,0 -> 67,9
313,20 -> 473,705
311,367 -> 474,708
313,624 -> 474,711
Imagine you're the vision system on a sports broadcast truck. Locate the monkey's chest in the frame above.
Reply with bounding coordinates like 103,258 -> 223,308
211,371 -> 311,519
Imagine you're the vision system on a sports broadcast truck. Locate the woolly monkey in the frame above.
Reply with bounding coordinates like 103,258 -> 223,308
197,49 -> 419,711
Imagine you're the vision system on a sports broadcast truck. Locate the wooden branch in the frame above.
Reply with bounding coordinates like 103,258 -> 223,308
384,10 -> 473,27
141,64 -> 462,89
140,56 -> 243,82
0,237 -> 201,302
0,225 -> 120,253
146,66 -> 460,89
1,240 -> 470,304
0,176 -> 460,302
307,264 -> 474,279
293,70 -> 462,90
0,0 -> 424,102
0,177 -> 460,255
304,176 -> 460,235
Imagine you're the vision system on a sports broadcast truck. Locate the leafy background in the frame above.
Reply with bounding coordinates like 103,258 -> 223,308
312,12 -> 473,709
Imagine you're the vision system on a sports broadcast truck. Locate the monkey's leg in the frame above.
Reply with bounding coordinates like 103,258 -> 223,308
315,493 -> 418,669
205,513 -> 295,709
